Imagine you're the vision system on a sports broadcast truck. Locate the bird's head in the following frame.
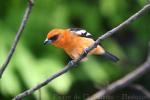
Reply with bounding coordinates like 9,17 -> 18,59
44,29 -> 66,46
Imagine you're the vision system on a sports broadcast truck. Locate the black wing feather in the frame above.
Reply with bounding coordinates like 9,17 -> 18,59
70,28 -> 93,38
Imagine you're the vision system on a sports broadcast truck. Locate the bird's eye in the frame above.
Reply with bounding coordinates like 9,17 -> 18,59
49,34 -> 59,41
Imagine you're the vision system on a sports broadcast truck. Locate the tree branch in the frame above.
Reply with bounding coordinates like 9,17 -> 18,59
0,0 -> 34,78
86,42 -> 150,100
13,3 -> 150,100
130,84 -> 150,99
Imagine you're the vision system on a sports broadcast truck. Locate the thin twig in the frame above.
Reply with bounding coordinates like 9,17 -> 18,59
130,84 -> 150,99
13,3 -> 150,100
0,0 -> 34,78
86,42 -> 150,100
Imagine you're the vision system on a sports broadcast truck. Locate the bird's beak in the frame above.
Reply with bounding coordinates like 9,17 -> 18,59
44,38 -> 52,45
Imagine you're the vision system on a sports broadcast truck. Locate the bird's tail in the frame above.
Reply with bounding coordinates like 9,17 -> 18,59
102,51 -> 119,62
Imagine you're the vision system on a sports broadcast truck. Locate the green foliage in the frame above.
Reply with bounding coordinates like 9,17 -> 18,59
0,0 -> 150,99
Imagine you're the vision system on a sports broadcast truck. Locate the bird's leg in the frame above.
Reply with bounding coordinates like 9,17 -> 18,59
82,48 -> 89,61
83,48 -> 88,54
68,60 -> 74,66
68,59 -> 81,67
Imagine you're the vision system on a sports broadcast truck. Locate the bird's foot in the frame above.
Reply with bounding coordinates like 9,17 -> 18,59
68,60 -> 74,66
83,48 -> 88,54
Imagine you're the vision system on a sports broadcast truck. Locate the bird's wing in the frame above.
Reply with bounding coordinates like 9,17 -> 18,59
70,28 -> 93,38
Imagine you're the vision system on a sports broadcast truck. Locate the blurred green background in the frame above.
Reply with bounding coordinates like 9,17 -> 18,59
0,0 -> 150,100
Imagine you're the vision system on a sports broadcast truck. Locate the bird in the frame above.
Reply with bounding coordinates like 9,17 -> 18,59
44,28 -> 119,62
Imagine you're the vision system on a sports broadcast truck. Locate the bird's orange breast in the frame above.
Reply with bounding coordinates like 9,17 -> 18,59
64,36 -> 105,60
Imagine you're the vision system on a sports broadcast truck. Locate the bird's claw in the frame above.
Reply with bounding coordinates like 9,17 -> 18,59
83,48 -> 88,54
69,60 -> 74,66
68,60 -> 79,67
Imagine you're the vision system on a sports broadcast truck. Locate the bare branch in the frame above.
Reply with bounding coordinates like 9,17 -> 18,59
130,84 -> 150,99
0,0 -> 34,78
86,43 -> 150,100
13,3 -> 150,100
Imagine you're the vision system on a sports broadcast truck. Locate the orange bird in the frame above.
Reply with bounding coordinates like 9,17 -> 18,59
44,28 -> 119,62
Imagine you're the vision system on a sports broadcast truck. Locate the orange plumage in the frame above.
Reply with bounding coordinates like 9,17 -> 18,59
44,28 -> 119,62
